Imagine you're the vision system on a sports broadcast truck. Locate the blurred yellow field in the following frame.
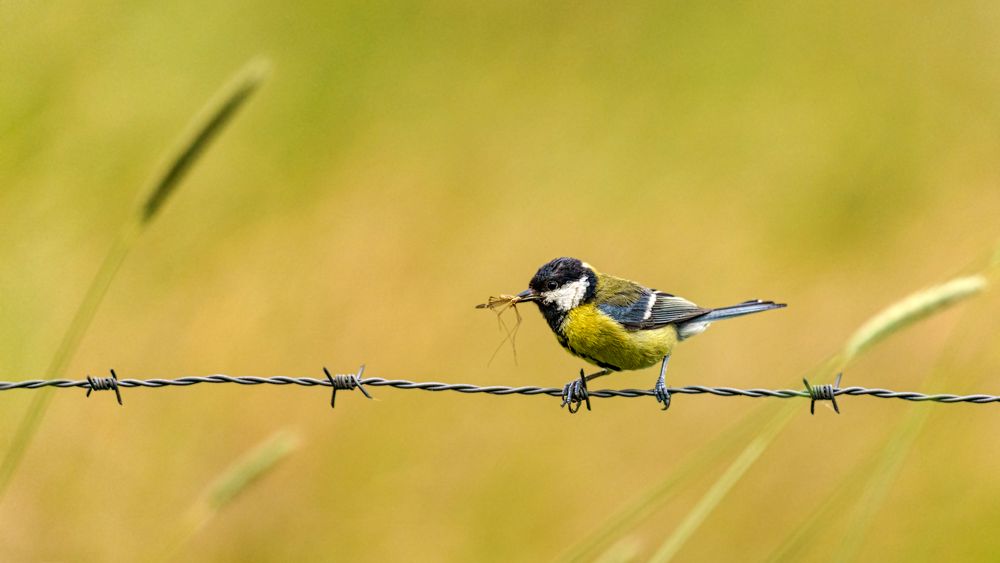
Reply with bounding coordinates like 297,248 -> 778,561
2,2 -> 999,561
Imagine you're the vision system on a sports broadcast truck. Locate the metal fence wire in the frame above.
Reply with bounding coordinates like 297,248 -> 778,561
1,366 -> 997,414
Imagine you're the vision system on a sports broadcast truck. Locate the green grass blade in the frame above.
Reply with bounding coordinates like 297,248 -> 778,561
164,431 -> 301,559
764,451 -> 880,562
842,275 -> 986,364
0,230 -> 137,498
140,58 -> 270,223
653,274 -> 987,561
555,401 -> 783,562
593,537 -> 643,563
648,403 -> 797,563
769,263 -> 995,561
202,430 -> 301,514
835,410 -> 928,562
571,267 -> 991,562
835,277 -> 993,561
0,58 -> 269,500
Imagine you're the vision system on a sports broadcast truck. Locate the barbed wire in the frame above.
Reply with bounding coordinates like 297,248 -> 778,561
0,366 -> 997,414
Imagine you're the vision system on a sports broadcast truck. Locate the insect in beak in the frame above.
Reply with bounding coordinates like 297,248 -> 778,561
476,292 -> 530,366
514,289 -> 540,303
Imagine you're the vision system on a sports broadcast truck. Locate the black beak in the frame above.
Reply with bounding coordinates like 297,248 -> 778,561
515,289 -> 540,302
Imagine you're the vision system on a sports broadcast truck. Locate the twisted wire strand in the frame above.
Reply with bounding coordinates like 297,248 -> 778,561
0,375 -> 996,404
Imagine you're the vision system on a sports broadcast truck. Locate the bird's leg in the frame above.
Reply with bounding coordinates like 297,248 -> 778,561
561,368 -> 610,413
654,355 -> 671,410
585,369 -> 611,383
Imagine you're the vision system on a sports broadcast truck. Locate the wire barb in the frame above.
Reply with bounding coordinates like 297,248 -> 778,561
804,373 -> 842,415
323,365 -> 372,408
86,369 -> 123,405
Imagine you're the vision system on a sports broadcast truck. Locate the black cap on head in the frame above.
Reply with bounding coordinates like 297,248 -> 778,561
529,257 -> 596,295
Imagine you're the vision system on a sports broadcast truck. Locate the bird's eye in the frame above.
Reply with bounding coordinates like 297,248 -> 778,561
546,280 -> 558,290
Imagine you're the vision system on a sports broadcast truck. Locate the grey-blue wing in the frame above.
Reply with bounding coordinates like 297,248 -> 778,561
598,290 -> 709,330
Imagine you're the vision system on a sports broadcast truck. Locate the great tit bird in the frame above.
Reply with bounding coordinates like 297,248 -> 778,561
513,257 -> 785,411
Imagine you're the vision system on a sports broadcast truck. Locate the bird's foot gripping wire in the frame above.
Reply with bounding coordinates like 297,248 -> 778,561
654,375 -> 671,410
561,369 -> 592,413
654,355 -> 671,411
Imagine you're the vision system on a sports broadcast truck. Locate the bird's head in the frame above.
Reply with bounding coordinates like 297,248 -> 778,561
516,257 -> 598,313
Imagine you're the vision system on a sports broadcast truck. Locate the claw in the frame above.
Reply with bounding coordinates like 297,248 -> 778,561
654,355 -> 671,411
654,379 -> 671,410
654,366 -> 671,411
561,369 -> 591,413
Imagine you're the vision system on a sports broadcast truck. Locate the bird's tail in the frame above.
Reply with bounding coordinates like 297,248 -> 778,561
699,299 -> 786,322
677,299 -> 786,340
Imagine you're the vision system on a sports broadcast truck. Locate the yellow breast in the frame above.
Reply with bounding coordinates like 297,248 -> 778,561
557,303 -> 678,371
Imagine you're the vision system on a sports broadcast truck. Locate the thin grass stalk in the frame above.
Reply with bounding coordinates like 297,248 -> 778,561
767,259 -> 996,561
568,266 -> 990,561
593,537 -> 643,563
836,410 -> 928,562
0,225 -> 139,497
835,272 -> 994,561
841,276 -> 985,365
162,430 -> 300,559
764,449 -> 882,562
557,353 -> 840,563
648,403 -> 797,563
651,272 -> 990,559
0,59 -> 268,499
555,400 -> 783,562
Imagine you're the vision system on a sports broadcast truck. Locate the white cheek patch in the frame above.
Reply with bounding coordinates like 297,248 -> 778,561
542,276 -> 590,312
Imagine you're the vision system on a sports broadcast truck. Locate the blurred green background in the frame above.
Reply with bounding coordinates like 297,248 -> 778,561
2,1 -> 1000,561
